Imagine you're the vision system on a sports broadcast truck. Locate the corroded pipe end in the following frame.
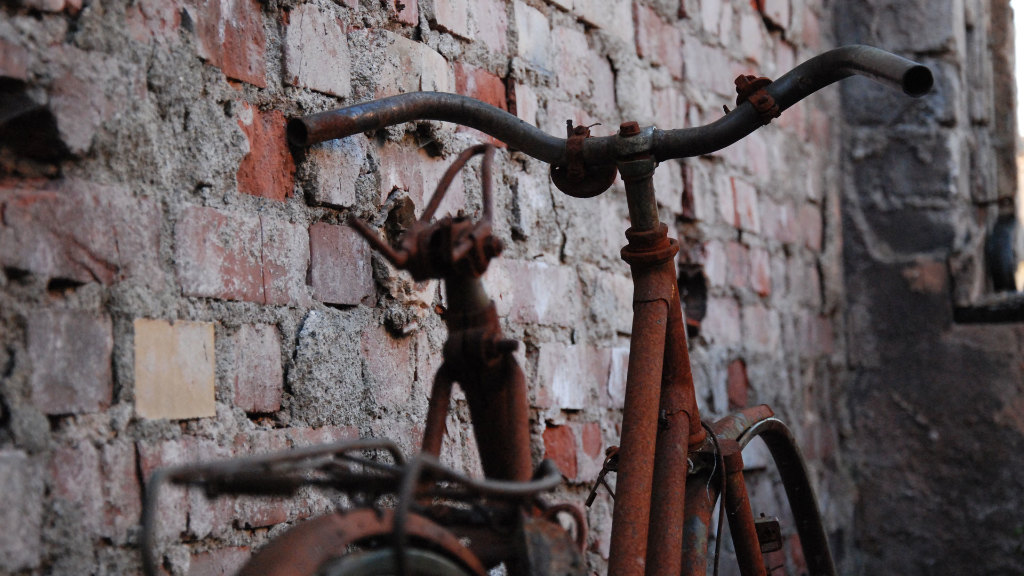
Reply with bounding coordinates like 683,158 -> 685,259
286,117 -> 311,147
902,64 -> 934,97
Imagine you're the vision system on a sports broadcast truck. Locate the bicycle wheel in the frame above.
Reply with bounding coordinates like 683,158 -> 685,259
318,548 -> 474,576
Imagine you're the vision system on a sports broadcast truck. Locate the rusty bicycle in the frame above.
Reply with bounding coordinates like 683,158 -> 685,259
142,45 -> 933,576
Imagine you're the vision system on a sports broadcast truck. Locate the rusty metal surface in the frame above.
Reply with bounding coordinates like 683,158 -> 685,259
680,470 -> 717,576
236,509 -> 488,576
289,47 -> 931,166
720,439 -> 768,576
737,418 -> 837,576
550,120 -> 617,198
733,75 -> 781,125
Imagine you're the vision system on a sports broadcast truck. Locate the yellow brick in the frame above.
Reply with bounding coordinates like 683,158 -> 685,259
134,318 -> 216,420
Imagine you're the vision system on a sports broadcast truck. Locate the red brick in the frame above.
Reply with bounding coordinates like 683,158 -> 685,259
101,442 -> 142,543
393,0 -> 419,25
454,64 -> 507,110
725,241 -> 749,290
27,310 -> 112,415
474,0 -> 508,54
49,443 -> 103,534
233,324 -> 283,413
126,0 -> 182,44
188,0 -> 267,86
0,180 -> 163,289
543,424 -> 578,480
453,63 -> 508,145
433,0 -> 471,39
750,246 -> 771,296
284,3 -> 350,97
0,451 -> 43,571
733,178 -> 761,233
237,104 -> 296,201
175,206 -> 310,305
189,547 -> 251,576
309,222 -> 375,306
726,358 -> 749,410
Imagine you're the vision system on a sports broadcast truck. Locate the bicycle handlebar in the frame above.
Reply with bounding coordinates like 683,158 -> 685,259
288,45 -> 932,167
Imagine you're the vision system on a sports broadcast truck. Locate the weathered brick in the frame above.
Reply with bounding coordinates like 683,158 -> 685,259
284,3 -> 350,97
0,38 -> 28,80
543,424 -> 578,480
575,0 -> 634,44
232,324 -> 283,413
801,7 -> 822,50
901,258 -> 948,294
715,173 -> 735,226
742,304 -> 780,351
552,26 -> 590,96
763,0 -> 790,29
49,46 -> 131,155
607,347 -> 629,408
101,442 -> 142,543
134,318 -> 216,420
703,297 -> 741,346
188,0 -> 266,86
454,63 -> 508,144
189,547 -> 251,576
455,63 -> 507,110
433,0 -> 471,39
739,8 -> 767,63
0,451 -> 43,572
355,30 -> 453,96
749,246 -> 771,296
286,425 -> 360,447
237,104 -> 296,201
514,1 -> 550,69
175,206 -> 263,302
309,222 -> 375,306
136,438 -> 190,542
49,443 -> 104,535
175,206 -> 310,305
307,135 -> 367,209
486,259 -> 580,326
474,0 -> 508,54
0,180 -> 163,289
392,0 -> 418,24
726,358 -> 749,409
361,326 -> 416,411
634,4 -> 684,79
733,178 -> 761,233
512,81 -> 540,124
376,141 -> 466,217
701,0 -> 721,36
725,241 -> 749,289
260,217 -> 313,306
589,50 -> 617,115
28,310 -> 113,415
761,198 -> 798,245
537,343 -> 610,410
703,240 -> 727,287
797,204 -> 822,251
126,0 -> 182,44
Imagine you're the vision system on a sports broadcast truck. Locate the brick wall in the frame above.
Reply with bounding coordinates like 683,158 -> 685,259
0,0 -> 843,574
837,1 -> 1024,574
